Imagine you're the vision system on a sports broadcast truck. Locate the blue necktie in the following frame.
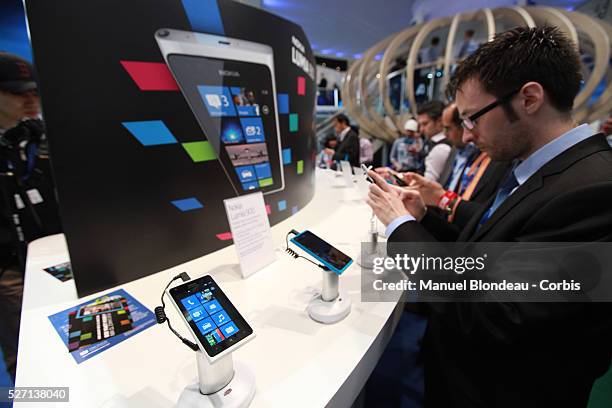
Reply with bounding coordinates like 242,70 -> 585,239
478,167 -> 519,227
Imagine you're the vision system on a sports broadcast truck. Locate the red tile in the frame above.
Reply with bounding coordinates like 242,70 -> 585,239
297,76 -> 306,95
216,232 -> 233,241
120,61 -> 179,91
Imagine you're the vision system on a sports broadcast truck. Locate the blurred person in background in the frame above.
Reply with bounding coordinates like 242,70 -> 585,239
389,118 -> 423,172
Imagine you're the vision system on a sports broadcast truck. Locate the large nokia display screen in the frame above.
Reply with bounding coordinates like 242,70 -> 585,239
169,275 -> 253,358
166,55 -> 282,194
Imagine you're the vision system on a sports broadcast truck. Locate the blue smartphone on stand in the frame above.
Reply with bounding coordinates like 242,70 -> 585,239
290,230 -> 353,275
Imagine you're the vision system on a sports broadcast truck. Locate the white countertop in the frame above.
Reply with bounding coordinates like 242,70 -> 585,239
15,169 -> 403,408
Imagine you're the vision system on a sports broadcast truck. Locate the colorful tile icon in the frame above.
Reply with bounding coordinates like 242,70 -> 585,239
289,114 -> 299,132
197,317 -> 216,336
265,205 -> 272,215
258,178 -> 273,187
297,76 -> 306,95
292,206 -> 299,215
277,93 -> 289,114
240,117 -> 265,143
216,232 -> 233,241
203,300 -> 222,315
282,148 -> 292,165
189,306 -> 207,322
242,181 -> 259,191
221,119 -> 245,144
278,200 -> 287,211
297,160 -> 304,174
235,165 -> 257,182
122,121 -> 178,146
171,198 -> 203,212
182,141 -> 217,162
254,163 -> 272,179
181,295 -> 200,310
198,85 -> 237,116
220,321 -> 239,338
211,310 -> 230,326
120,61 -> 179,91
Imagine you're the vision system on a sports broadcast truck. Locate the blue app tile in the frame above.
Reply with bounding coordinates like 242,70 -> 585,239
181,295 -> 200,310
198,85 -> 237,117
237,105 -> 259,116
211,309 -> 230,326
242,181 -> 259,191
189,306 -> 207,322
122,120 -> 178,146
254,163 -> 272,180
171,197 -> 203,212
220,321 -> 240,338
240,117 -> 265,143
230,87 -> 241,95
203,299 -> 222,315
235,165 -> 256,182
282,148 -> 292,165
221,119 -> 245,144
196,291 -> 213,304
277,93 -> 289,114
196,317 -> 216,335
278,200 -> 287,211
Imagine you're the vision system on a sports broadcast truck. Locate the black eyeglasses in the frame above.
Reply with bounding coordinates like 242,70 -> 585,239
461,87 -> 521,130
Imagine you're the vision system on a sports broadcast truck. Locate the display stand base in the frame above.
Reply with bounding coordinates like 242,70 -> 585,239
307,290 -> 352,324
177,361 -> 256,408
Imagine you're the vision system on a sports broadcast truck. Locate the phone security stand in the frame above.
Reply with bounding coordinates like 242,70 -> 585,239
357,213 -> 386,270
307,268 -> 352,324
177,352 -> 256,408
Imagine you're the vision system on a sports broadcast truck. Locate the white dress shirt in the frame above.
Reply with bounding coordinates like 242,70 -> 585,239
424,133 -> 452,182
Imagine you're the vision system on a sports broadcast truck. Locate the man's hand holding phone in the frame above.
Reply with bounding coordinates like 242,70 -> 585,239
402,172 -> 446,206
366,170 -> 427,225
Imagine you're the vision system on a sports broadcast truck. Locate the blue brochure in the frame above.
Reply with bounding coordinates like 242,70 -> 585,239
48,289 -> 156,364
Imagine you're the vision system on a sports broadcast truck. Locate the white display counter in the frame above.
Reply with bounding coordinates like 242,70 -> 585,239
14,169 -> 404,407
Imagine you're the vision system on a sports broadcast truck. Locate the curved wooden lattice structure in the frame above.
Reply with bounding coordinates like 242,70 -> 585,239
342,6 -> 612,142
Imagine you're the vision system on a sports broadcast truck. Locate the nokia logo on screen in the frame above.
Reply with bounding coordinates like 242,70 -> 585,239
218,70 -> 240,77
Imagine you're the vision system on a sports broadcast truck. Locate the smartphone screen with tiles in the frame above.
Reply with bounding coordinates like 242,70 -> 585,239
166,54 -> 284,196
67,295 -> 133,351
168,275 -> 253,358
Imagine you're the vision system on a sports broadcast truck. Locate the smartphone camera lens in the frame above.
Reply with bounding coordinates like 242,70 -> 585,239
157,29 -> 170,38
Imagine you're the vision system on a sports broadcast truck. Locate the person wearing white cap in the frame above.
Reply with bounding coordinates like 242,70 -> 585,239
389,118 -> 423,172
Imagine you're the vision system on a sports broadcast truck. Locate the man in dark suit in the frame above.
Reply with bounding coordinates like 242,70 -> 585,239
366,26 -> 612,407
324,113 -> 360,167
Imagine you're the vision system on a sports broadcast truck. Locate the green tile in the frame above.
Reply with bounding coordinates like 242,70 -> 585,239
182,141 -> 217,162
297,160 -> 304,174
82,316 -> 92,322
80,332 -> 92,341
289,114 -> 298,132
259,178 -> 273,187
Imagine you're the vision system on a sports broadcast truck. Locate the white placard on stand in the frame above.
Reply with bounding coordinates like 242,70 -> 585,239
223,192 -> 276,278
339,161 -> 354,188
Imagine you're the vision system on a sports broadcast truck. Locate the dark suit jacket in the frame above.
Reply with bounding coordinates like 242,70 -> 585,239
332,128 -> 360,167
389,134 -> 612,407
422,160 -> 512,241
